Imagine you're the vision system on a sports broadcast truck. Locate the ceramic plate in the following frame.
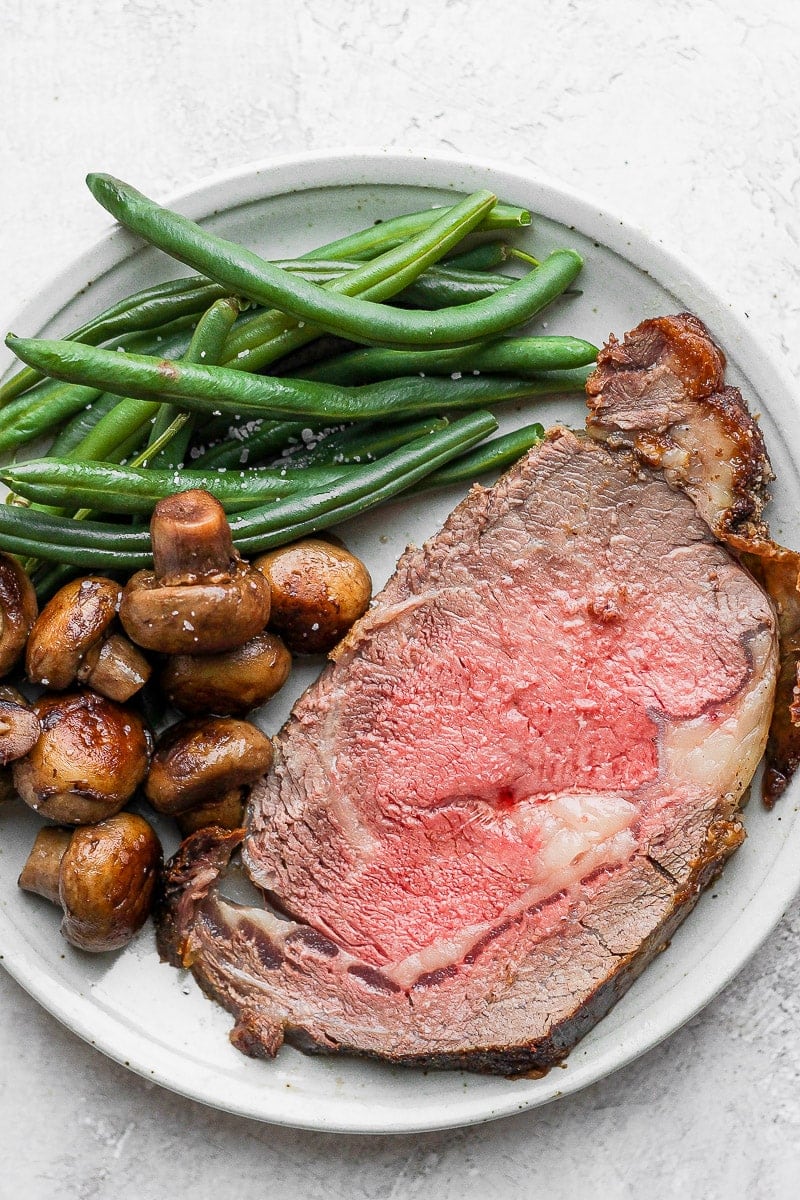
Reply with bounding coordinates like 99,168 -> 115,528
1,151 -> 799,1134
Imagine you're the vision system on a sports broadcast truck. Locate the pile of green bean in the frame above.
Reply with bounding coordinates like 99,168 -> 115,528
0,174 -> 597,595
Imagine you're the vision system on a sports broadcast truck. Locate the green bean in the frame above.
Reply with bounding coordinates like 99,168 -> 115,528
6,336 -> 592,423
87,175 -> 581,349
397,268 -> 510,309
188,420 -> 311,470
1,193 -> 527,405
0,316 -> 196,458
420,422 -> 545,488
0,411 -> 497,567
276,261 -> 516,307
301,204 -> 530,262
296,336 -> 598,385
141,296 -> 240,468
47,392 -> 123,457
0,281 -> 227,405
0,458 -> 341,514
284,417 -> 449,468
31,562 -> 85,603
0,382 -> 102,454
61,297 -> 240,466
218,189 -> 504,366
443,242 -> 510,270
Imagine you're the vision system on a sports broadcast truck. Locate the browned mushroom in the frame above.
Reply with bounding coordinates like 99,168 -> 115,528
175,789 -> 245,837
145,716 -> 273,815
0,553 -> 38,678
160,630 -> 292,716
25,576 -> 151,702
18,814 -> 161,952
0,685 -> 41,767
12,691 -> 151,824
119,490 -> 271,655
254,538 -> 372,654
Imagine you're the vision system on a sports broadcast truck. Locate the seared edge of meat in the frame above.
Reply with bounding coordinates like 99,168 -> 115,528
586,311 -> 798,803
154,801 -> 744,1074
735,543 -> 800,805
586,313 -> 773,544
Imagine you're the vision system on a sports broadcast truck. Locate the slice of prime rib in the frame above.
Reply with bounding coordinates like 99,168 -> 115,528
157,314 -> 782,1072
587,312 -> 800,804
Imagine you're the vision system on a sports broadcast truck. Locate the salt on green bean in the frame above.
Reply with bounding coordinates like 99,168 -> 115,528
0,411 -> 498,568
60,296 -> 240,466
6,338 -> 592,425
285,417 -> 449,469
295,337 -> 598,385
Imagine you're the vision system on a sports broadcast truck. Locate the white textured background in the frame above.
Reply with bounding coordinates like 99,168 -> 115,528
1,1 -> 799,1196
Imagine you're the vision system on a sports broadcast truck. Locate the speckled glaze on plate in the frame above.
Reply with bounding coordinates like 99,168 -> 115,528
1,151 -> 799,1134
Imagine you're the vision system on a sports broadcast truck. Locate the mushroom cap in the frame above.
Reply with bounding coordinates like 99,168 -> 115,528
0,691 -> 41,766
119,562 -> 271,655
12,691 -> 151,824
161,631 -> 291,715
26,576 -> 120,690
175,788 -> 245,837
145,716 -> 273,814
58,813 -> 162,952
254,538 -> 372,654
0,553 -> 38,678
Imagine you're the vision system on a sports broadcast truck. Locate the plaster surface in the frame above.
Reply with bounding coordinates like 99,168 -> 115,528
1,2 -> 799,1196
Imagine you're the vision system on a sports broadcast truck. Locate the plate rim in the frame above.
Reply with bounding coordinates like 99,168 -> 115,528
2,147 -> 799,1135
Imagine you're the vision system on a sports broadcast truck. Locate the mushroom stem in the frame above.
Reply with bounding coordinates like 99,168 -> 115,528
18,826 -> 72,904
151,490 -> 235,585
77,632 -> 152,703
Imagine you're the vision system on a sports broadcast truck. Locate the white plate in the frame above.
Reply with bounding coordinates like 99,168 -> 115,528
1,151 -> 799,1135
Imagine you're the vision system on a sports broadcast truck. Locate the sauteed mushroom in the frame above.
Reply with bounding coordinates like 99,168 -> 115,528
26,576 -> 151,702
18,813 -> 161,952
0,553 -> 38,677
120,490 -> 271,655
161,631 -> 291,716
175,790 -> 246,837
13,691 -> 151,824
145,716 -> 273,815
0,685 -> 40,766
254,538 -> 371,654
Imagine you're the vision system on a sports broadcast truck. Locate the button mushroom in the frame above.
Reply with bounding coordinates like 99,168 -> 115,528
175,790 -> 246,837
119,489 -> 271,655
145,716 -> 273,816
254,537 -> 372,654
18,814 -> 161,952
0,685 -> 41,766
25,576 -> 151,702
12,691 -> 151,824
160,630 -> 292,716
0,553 -> 38,677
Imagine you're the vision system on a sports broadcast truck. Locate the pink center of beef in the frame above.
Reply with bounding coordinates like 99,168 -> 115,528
259,446 -> 773,970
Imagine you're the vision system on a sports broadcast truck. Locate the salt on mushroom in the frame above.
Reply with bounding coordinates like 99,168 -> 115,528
160,631 -> 291,716
119,490 -> 271,655
25,576 -> 151,702
12,691 -> 151,825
